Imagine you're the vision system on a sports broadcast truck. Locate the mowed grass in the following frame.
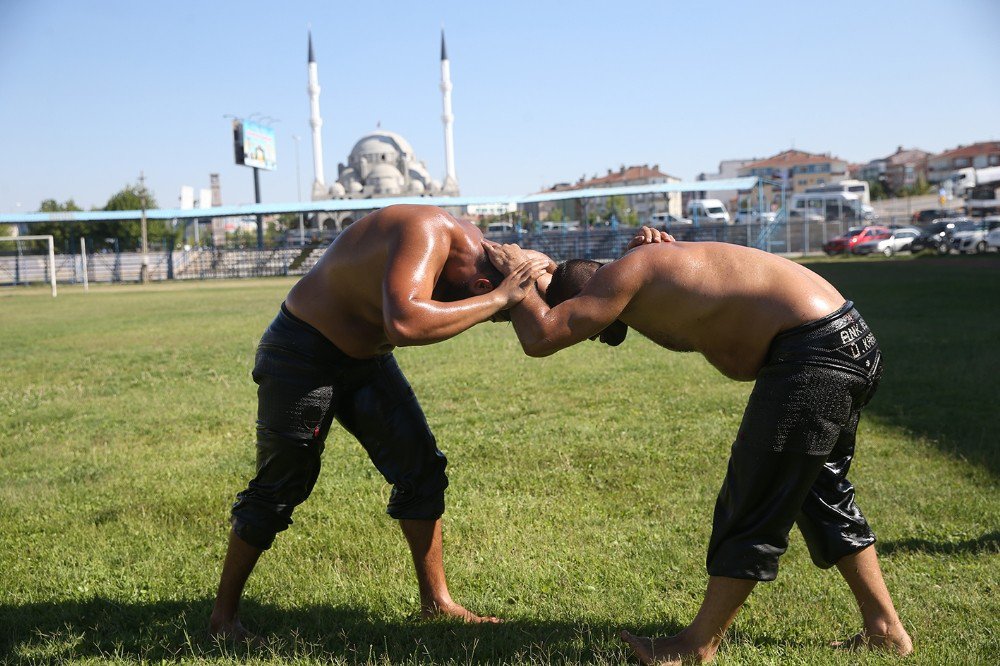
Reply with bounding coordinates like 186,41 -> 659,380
0,256 -> 998,665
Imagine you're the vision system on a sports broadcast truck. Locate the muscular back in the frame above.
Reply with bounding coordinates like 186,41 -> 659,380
285,205 -> 481,358
610,242 -> 845,380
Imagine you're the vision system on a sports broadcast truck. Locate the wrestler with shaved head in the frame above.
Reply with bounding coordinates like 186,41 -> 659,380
210,205 -> 550,641
485,228 -> 912,663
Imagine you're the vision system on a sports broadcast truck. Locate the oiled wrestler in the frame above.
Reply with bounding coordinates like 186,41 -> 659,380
209,205 -> 550,641
485,229 -> 912,664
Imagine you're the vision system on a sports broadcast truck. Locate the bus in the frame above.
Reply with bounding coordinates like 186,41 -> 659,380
788,191 -> 874,222
802,179 -> 871,206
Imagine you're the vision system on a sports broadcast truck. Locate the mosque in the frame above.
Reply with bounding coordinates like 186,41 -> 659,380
306,31 -> 459,215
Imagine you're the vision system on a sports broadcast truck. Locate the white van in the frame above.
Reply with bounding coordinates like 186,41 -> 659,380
686,199 -> 731,224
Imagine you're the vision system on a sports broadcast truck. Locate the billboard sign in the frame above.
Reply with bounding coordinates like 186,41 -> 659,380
232,120 -> 277,171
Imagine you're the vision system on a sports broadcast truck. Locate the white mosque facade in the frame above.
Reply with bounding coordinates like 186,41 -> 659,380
308,31 -> 458,208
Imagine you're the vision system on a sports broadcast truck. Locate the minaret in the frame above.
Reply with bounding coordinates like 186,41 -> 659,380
439,29 -> 459,195
307,31 -> 326,198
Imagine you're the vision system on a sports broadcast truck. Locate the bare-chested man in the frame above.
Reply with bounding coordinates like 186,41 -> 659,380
484,228 -> 912,663
209,205 -> 549,641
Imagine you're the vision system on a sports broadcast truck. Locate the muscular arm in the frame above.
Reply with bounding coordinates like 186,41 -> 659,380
510,264 -> 637,357
382,225 -> 544,346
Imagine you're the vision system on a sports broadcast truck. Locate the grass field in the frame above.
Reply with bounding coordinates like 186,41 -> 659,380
1,256 -> 998,664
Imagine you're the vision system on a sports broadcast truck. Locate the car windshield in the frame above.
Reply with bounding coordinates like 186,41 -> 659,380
843,228 -> 864,238
924,222 -> 949,234
706,207 -> 725,215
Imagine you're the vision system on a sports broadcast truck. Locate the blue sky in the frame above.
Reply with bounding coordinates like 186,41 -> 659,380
1,0 -> 998,213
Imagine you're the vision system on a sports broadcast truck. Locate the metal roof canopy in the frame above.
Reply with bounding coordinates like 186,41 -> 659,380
1,177 -> 760,224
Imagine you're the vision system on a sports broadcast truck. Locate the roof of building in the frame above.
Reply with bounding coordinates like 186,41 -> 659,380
930,141 -> 1000,161
885,146 -> 930,166
741,149 -> 846,169
561,164 -> 678,190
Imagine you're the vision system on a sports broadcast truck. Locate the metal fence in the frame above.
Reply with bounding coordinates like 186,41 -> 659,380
0,217 -> 933,288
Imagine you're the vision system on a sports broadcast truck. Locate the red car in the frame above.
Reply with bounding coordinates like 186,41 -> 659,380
822,226 -> 891,255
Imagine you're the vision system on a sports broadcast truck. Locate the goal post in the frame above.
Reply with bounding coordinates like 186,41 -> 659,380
0,234 -> 57,297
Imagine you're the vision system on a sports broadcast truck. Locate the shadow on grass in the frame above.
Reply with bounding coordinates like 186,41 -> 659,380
807,258 -> 1000,476
0,597 -> 691,663
879,530 -> 1000,557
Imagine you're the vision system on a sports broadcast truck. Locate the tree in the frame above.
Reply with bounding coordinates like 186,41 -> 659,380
101,182 -> 177,250
30,199 -> 86,251
547,206 -> 564,222
866,179 -> 887,201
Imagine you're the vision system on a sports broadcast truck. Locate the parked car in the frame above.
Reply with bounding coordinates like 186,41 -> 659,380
953,217 -> 1000,254
788,209 -> 825,223
911,208 -> 957,225
909,218 -> 973,254
822,226 -> 869,255
649,212 -> 693,226
853,227 -> 921,257
986,224 -> 1000,252
734,210 -> 777,225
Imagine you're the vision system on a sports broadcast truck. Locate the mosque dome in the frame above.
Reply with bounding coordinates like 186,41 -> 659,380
349,130 -> 414,168
321,127 -> 444,200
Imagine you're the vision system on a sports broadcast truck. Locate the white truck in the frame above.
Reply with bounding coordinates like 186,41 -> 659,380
686,198 -> 731,224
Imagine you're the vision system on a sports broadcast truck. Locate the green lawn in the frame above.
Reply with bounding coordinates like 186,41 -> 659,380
1,256 -> 998,664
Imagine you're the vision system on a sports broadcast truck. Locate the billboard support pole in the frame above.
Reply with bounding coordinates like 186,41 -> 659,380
253,167 -> 264,249
139,171 -> 149,284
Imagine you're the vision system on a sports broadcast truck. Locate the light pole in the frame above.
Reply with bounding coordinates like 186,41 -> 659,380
293,134 -> 304,244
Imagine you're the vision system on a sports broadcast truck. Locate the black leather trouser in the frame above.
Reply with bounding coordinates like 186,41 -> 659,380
230,304 -> 448,550
707,301 -> 882,581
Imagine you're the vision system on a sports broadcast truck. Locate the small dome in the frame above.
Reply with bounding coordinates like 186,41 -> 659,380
365,163 -> 405,195
328,182 -> 346,196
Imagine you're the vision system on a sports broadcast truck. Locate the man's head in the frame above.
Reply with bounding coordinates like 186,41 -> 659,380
433,250 -> 504,302
546,259 -> 628,346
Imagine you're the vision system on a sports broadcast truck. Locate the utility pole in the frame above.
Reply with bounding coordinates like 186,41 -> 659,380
139,171 -> 149,284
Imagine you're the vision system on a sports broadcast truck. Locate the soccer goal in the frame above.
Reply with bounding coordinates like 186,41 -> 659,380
0,235 -> 57,297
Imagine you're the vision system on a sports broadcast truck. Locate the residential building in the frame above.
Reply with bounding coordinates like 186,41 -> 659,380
859,146 -> 930,195
527,164 -> 681,224
737,149 -> 849,207
694,158 -> 760,211
927,142 -> 1000,183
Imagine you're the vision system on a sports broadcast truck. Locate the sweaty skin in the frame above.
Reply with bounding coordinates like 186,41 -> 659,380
286,204 -> 545,358
487,231 -> 912,662
210,205 -> 549,642
488,239 -> 845,380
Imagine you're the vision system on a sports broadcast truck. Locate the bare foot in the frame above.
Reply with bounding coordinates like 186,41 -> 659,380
208,616 -> 264,648
621,630 -> 715,664
831,623 -> 913,656
421,600 -> 502,624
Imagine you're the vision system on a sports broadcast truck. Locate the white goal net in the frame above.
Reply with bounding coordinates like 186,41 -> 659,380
0,235 -> 58,297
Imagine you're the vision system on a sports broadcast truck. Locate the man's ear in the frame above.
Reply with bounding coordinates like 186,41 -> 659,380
536,273 -> 552,296
470,278 -> 494,295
